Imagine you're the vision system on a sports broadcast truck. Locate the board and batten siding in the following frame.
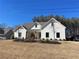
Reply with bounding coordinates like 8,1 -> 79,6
41,23 -> 54,40
14,18 -> 66,41
41,22 -> 66,40
14,27 -> 27,39
54,22 -> 66,40
31,23 -> 41,30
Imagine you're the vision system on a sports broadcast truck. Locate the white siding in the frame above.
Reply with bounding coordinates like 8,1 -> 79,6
54,22 -> 66,40
41,22 -> 66,40
14,27 -> 27,39
14,18 -> 66,41
31,24 -> 41,30
41,23 -> 54,39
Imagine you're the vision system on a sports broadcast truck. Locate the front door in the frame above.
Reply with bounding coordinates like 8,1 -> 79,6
31,32 -> 35,39
39,32 -> 41,39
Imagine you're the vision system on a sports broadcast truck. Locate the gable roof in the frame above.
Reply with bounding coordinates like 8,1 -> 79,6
4,28 -> 13,35
23,23 -> 34,30
41,18 -> 66,29
41,18 -> 56,29
14,18 -> 66,31
14,25 -> 27,32
39,22 -> 47,26
0,28 -> 13,35
4,28 -> 12,34
23,22 -> 47,30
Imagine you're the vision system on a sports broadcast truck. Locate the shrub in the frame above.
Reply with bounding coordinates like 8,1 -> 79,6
50,38 -> 53,40
55,39 -> 57,40
14,38 -> 19,41
63,39 -> 66,41
40,38 -> 46,42
59,39 -> 61,41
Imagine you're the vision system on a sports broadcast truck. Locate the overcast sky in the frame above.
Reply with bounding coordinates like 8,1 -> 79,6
0,0 -> 79,26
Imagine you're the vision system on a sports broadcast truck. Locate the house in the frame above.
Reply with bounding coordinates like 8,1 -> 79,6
0,28 -> 14,39
4,28 -> 14,39
14,18 -> 66,41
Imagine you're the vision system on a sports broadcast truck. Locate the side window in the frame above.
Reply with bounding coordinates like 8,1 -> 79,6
46,32 -> 49,38
18,32 -> 21,37
56,32 -> 60,38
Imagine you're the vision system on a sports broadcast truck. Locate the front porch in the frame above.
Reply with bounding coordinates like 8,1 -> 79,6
25,29 -> 41,41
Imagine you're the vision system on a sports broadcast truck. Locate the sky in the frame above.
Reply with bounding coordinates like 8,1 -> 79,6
0,0 -> 79,26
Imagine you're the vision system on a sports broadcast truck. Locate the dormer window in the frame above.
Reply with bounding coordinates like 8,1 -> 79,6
51,22 -> 53,26
35,24 -> 37,28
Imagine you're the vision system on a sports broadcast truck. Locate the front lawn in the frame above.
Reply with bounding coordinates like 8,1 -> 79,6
0,40 -> 78,59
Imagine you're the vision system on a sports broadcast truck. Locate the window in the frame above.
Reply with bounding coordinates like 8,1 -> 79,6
56,32 -> 60,38
46,32 -> 49,38
18,32 -> 21,37
35,24 -> 37,28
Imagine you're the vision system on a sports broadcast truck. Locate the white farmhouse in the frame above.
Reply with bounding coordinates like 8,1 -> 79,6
14,18 -> 66,41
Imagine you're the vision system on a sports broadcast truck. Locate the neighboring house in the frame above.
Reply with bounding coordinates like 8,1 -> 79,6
4,28 -> 14,39
14,18 -> 66,41
0,28 -> 13,39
